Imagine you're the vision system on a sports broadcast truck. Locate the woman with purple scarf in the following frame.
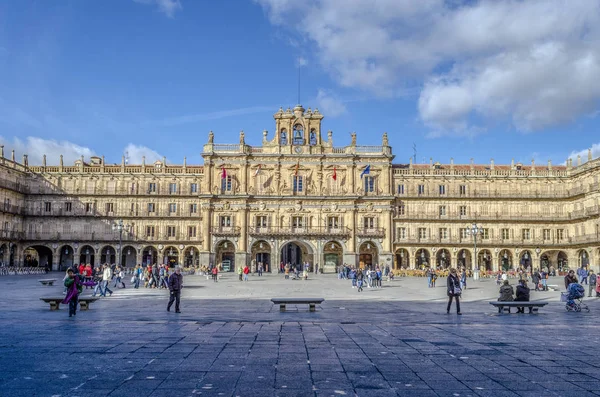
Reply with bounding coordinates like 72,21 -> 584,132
63,268 -> 95,317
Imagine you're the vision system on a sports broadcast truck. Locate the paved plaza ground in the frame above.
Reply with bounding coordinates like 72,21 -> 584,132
0,272 -> 599,397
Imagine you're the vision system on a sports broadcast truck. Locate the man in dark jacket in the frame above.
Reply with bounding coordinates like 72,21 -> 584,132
564,270 -> 578,290
515,279 -> 530,313
167,267 -> 183,313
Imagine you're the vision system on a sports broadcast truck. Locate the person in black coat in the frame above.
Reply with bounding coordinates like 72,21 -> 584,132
447,268 -> 462,315
514,279 -> 530,313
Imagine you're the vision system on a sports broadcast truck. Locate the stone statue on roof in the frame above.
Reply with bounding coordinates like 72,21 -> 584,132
382,132 -> 389,146
239,130 -> 245,145
208,131 -> 214,144
351,132 -> 357,146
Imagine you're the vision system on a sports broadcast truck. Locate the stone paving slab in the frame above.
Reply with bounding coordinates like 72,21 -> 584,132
0,273 -> 599,397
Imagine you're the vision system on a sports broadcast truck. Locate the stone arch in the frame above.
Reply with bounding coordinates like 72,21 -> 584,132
498,249 -> 513,271
323,240 -> 343,273
394,248 -> 409,269
415,248 -> 430,268
539,250 -> 568,272
100,245 -> 116,265
183,246 -> 200,267
577,249 -> 590,268
435,248 -> 451,269
251,240 -> 272,272
163,246 -> 179,267
23,245 -> 53,269
457,248 -> 472,270
142,246 -> 158,266
59,244 -> 74,271
358,241 -> 378,269
280,240 -> 316,270
518,250 -> 533,269
121,245 -> 137,267
216,239 -> 236,272
478,249 -> 493,271
78,245 -> 96,266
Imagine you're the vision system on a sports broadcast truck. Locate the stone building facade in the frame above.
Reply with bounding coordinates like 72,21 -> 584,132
1,105 -> 599,273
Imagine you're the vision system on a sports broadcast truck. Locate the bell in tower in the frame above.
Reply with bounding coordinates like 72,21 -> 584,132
293,123 -> 304,145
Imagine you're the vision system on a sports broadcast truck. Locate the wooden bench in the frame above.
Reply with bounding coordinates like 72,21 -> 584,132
489,301 -> 548,314
271,298 -> 324,312
38,279 -> 57,286
40,297 -> 100,311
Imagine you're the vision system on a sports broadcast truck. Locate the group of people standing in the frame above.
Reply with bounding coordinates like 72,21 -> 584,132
564,268 -> 599,297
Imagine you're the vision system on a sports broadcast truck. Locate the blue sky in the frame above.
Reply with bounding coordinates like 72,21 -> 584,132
1,0 -> 599,166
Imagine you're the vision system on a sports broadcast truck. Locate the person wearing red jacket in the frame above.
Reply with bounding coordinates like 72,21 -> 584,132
243,264 -> 250,281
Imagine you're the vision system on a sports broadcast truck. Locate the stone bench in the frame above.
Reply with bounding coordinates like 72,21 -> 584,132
271,298 -> 324,312
40,297 -> 100,311
38,279 -> 57,286
489,301 -> 548,314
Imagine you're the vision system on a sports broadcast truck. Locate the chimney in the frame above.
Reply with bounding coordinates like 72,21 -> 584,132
42,154 -> 47,167
450,158 -> 454,170
577,155 -> 581,166
588,148 -> 593,161
547,160 -> 552,170
142,156 -> 146,167
409,158 -> 413,169
511,158 -> 515,169
490,158 -> 494,170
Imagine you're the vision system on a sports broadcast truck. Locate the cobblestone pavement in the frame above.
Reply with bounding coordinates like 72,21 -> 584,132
1,273 -> 599,397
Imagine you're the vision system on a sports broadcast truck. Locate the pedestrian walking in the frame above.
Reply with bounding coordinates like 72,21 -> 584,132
62,268 -> 95,317
446,268 -> 462,315
238,265 -> 243,281
100,264 -> 113,297
212,265 -> 218,282
588,270 -> 596,297
167,267 -> 183,313
532,269 -> 540,291
460,268 -> 467,290
243,264 -> 250,281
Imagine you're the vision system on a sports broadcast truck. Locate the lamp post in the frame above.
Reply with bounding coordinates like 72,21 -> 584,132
466,223 -> 484,280
112,219 -> 130,268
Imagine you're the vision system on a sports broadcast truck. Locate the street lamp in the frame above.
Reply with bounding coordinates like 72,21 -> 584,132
112,219 -> 130,268
466,223 -> 484,280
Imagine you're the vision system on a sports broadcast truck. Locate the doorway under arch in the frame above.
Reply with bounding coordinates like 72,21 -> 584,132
358,241 -> 378,269
216,240 -> 235,272
498,249 -> 513,271
59,245 -> 74,271
121,245 -> 137,267
100,246 -> 116,265
436,249 -> 451,269
251,240 -> 271,272
323,241 -> 343,273
281,241 -> 314,270
478,249 -> 493,271
23,245 -> 53,269
415,248 -> 430,269
458,249 -> 472,270
79,245 -> 95,266
395,248 -> 409,269
143,246 -> 158,266
540,250 -> 568,272
184,246 -> 199,267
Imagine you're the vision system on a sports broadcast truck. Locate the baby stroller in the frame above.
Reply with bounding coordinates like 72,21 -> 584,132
562,283 -> 589,312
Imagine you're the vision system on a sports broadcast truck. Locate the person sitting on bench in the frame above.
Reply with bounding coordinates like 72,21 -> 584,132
514,279 -> 530,313
498,280 -> 514,302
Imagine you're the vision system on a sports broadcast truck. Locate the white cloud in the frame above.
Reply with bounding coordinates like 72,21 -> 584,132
124,143 -> 163,164
315,89 -> 347,117
566,142 -> 600,165
0,136 -> 97,165
0,136 -> 164,166
258,0 -> 600,134
133,0 -> 182,18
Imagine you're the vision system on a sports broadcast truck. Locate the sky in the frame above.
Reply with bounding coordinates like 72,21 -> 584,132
0,0 -> 599,166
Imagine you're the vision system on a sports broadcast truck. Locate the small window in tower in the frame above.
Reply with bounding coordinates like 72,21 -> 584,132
309,129 -> 317,145
280,129 -> 287,145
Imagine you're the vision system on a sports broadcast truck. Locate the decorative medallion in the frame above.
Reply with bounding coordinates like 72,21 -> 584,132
330,203 -> 337,211
295,201 -> 302,211
179,244 -> 184,250
294,146 -> 303,154
259,202 -> 266,211
158,244 -> 164,250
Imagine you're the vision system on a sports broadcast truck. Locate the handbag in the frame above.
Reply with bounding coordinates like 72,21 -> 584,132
454,286 -> 462,295
130,276 -> 136,284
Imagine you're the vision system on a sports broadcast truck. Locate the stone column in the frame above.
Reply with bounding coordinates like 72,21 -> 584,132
52,251 -> 60,271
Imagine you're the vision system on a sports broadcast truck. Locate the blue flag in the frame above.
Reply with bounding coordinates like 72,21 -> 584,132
360,164 -> 371,179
